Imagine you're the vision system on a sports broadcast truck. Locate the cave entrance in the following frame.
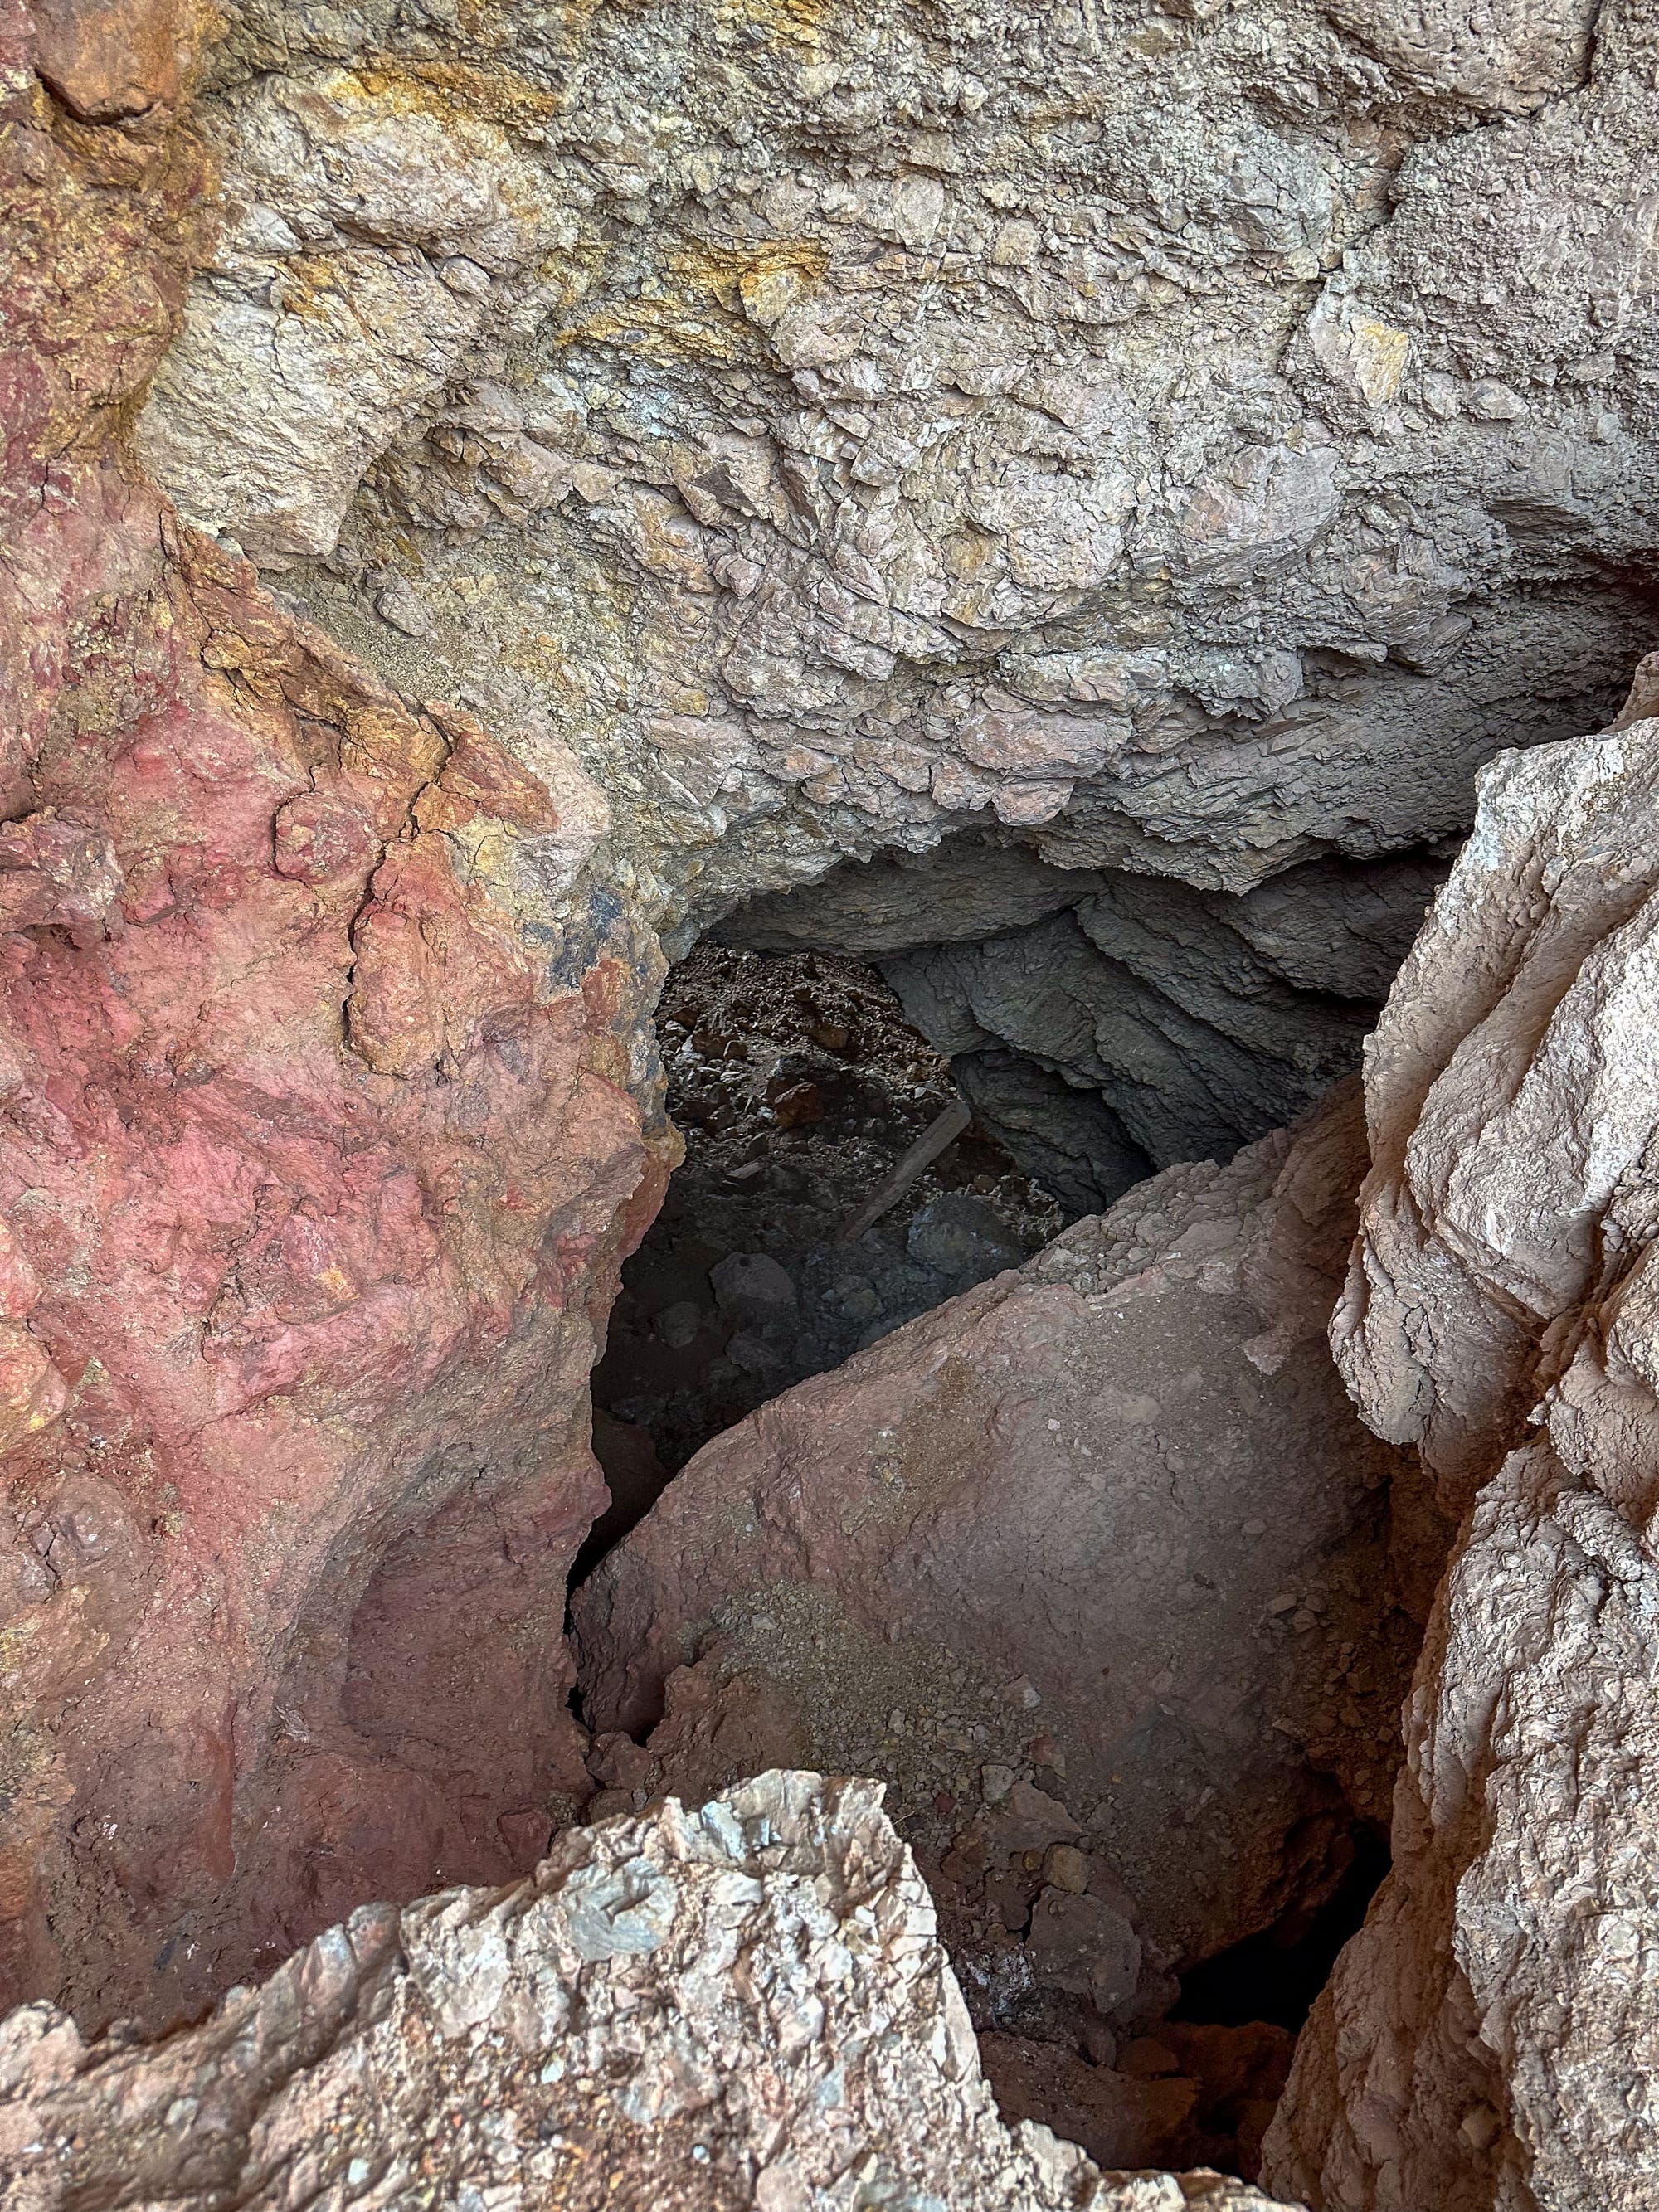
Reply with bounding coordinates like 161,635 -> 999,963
577,829 -> 1443,2186
584,824 -> 1448,1576
583,941 -> 1067,1573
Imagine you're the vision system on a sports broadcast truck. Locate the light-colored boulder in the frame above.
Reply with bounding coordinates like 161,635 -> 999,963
1265,710 -> 1659,2208
0,1771 -> 1296,2212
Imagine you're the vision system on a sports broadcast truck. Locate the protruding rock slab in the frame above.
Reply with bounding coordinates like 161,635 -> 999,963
1265,714 -> 1659,2210
0,1771 -> 1297,2212
576,1083 -> 1423,1986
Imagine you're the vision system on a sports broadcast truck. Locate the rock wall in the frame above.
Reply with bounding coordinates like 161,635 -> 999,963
136,0 -> 1657,936
1262,712 -> 1659,2207
0,0 -> 672,2028
0,1771 -> 1292,2212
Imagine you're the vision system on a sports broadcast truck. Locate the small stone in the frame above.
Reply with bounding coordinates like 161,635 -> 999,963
727,1331 -> 786,1378
980,1762 -> 1015,1802
710,1252 -> 798,1325
374,576 -> 434,637
1267,1592 -> 1297,1616
653,1300 -> 703,1349
1044,1844 -> 1090,1893
1117,2037 -> 1180,2079
1467,377 -> 1528,421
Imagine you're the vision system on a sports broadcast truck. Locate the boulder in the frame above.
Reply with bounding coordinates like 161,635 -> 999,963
0,1771 -> 1295,2212
1264,710 -> 1659,2210
575,1082 -> 1423,1990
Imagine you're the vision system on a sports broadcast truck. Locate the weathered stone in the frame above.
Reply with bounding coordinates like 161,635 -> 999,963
576,1082 -> 1421,1984
0,1772 -> 1294,2212
0,16 -> 673,2030
134,0 -> 1655,941
1264,702 -> 1659,2209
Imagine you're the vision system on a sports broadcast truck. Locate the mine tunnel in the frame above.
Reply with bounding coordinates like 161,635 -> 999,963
587,826 -> 1448,1546
572,828 -> 1450,2180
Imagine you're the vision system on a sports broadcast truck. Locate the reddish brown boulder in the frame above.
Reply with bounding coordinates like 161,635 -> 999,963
574,1083 -> 1423,1986
0,13 -> 671,2026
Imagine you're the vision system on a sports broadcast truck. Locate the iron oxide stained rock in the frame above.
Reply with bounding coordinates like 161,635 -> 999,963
0,17 -> 674,2030
575,1081 -> 1424,1989
1263,707 -> 1659,2210
0,1771 -> 1299,2212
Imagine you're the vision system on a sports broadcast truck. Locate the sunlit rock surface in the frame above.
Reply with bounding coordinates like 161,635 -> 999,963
139,0 -> 1656,932
1263,707 -> 1659,2209
0,1771 -> 1296,2212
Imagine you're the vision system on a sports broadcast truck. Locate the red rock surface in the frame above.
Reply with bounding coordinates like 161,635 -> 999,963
0,5 -> 671,2026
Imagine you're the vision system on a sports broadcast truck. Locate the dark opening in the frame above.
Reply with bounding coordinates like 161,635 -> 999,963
1174,1821 -> 1392,2032
581,942 -> 1064,1578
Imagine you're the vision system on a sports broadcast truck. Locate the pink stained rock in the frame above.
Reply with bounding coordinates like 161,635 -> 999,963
0,22 -> 673,2029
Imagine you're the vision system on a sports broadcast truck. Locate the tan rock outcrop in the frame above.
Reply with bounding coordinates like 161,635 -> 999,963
1263,712 -> 1659,2208
139,0 -> 1657,935
0,1770 -> 1296,2212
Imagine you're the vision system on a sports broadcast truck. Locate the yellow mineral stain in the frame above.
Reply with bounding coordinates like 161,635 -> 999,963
341,52 -> 566,130
557,236 -> 828,366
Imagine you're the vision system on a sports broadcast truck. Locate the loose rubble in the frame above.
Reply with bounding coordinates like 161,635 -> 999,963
591,944 -> 1059,1486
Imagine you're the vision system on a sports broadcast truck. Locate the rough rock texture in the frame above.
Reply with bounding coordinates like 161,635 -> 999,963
0,1770 -> 1294,2212
136,0 -> 1657,937
0,3 -> 671,2028
1262,712 -> 1659,2208
724,836 -> 1447,1209
575,1083 -> 1424,1998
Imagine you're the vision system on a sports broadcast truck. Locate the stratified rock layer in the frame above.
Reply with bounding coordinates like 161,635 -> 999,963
576,1083 -> 1423,1992
1263,713 -> 1659,2209
0,7 -> 671,2027
0,1770 -> 1293,2212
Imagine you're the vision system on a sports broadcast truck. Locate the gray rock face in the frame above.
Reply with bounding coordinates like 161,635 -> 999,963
1262,710 -> 1659,2210
139,0 -> 1653,936
724,835 -> 1445,1208
0,1770 -> 1292,2212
